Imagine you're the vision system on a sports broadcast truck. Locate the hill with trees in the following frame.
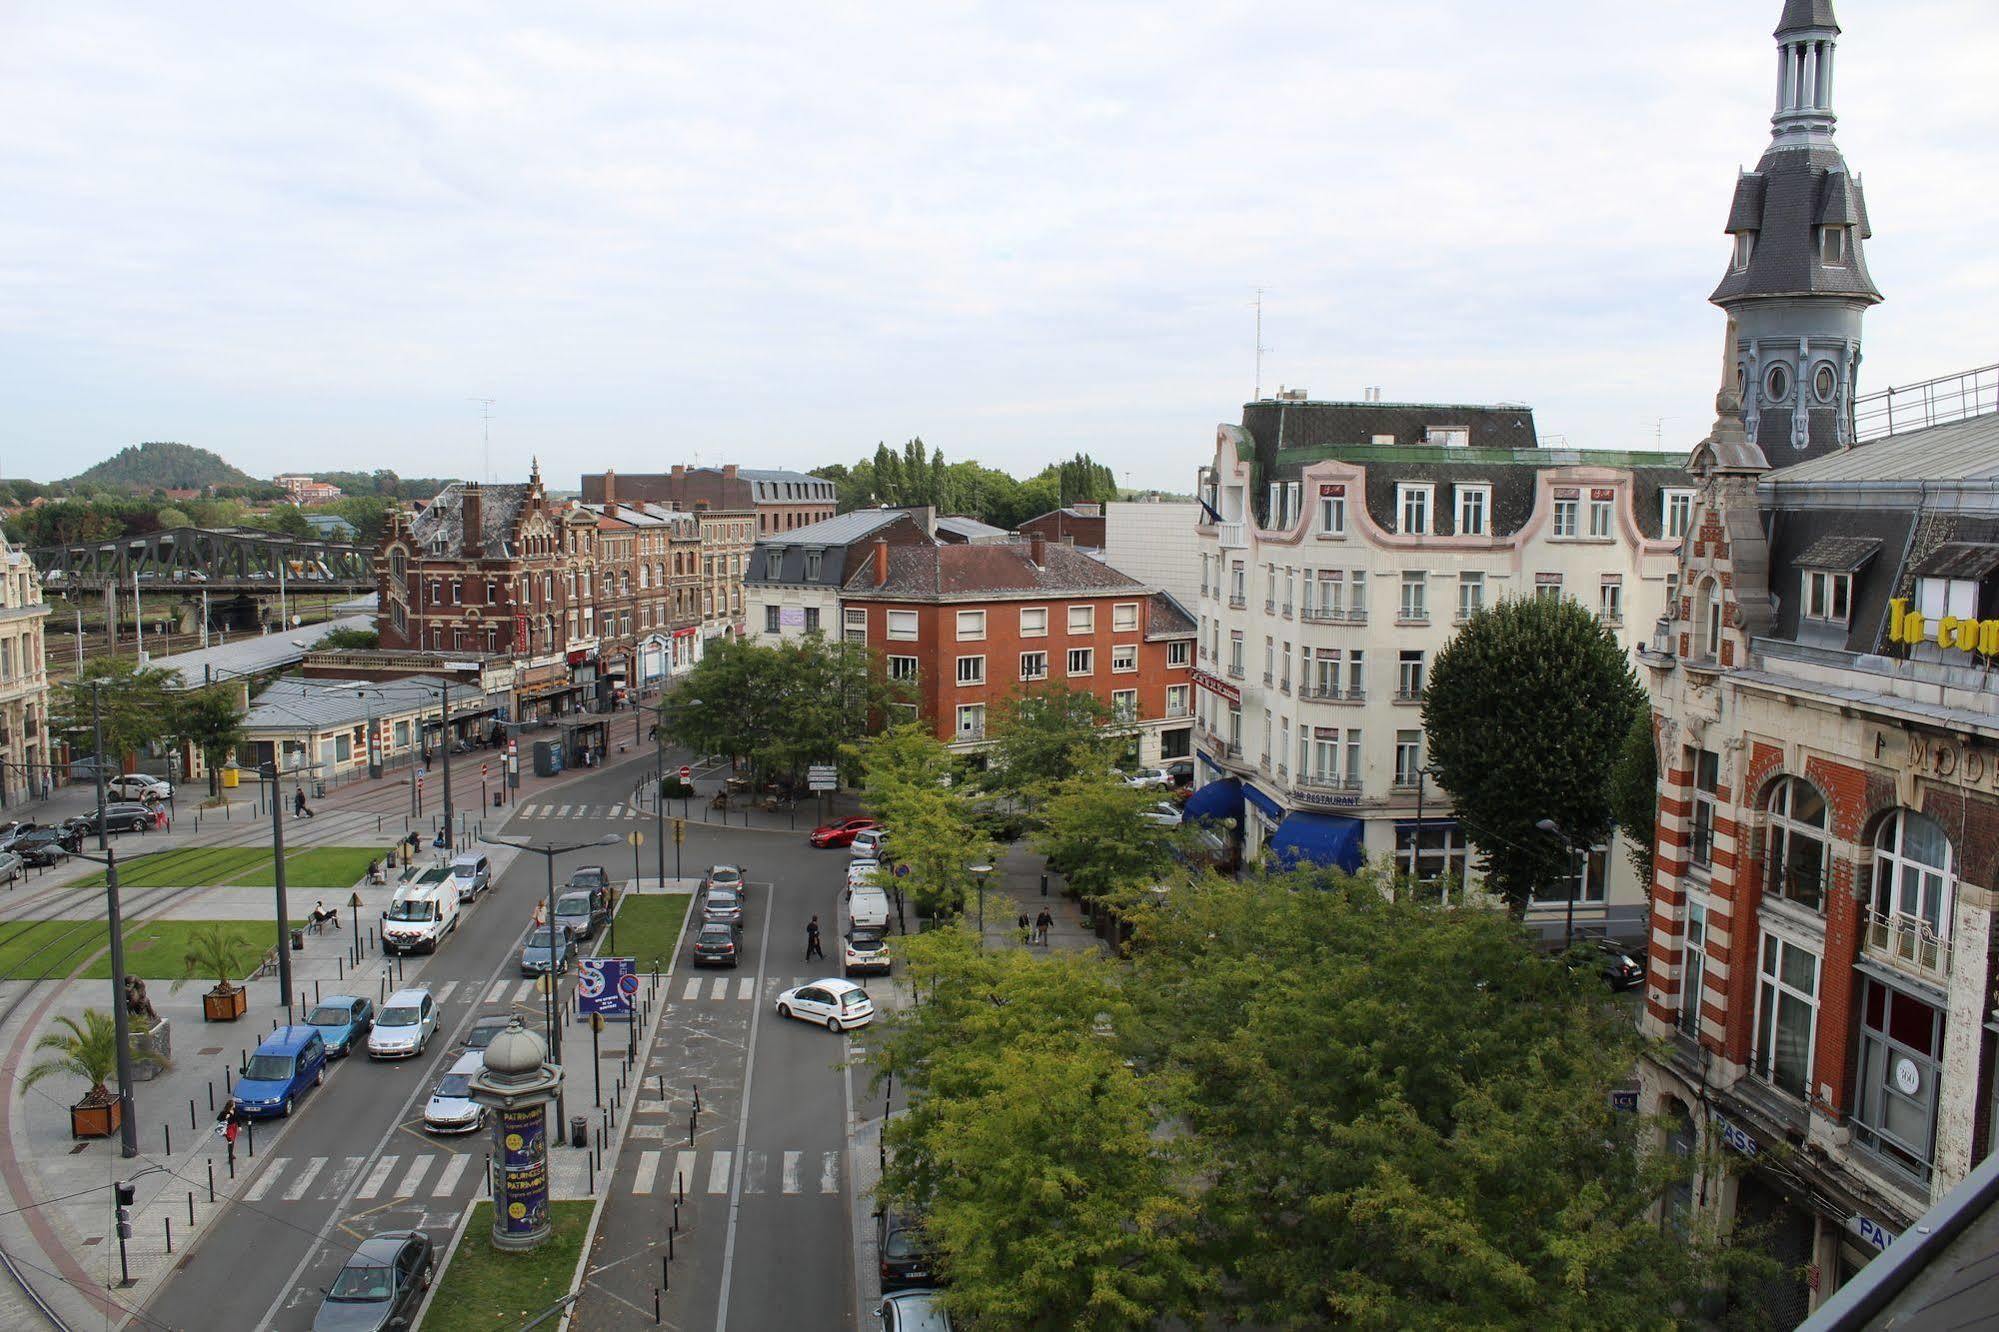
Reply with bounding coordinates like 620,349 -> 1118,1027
60,441 -> 263,493
812,441 -> 1119,530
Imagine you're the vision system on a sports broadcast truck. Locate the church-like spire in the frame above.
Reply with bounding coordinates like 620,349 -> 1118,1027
1770,0 -> 1840,148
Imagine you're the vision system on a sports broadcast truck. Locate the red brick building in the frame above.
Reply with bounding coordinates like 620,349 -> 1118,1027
576,500 -> 700,689
839,535 -> 1195,762
1016,503 -> 1106,550
581,466 -> 836,536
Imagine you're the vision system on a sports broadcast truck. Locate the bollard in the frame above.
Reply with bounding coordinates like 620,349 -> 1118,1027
227,1149 -> 236,1181
693,1083 -> 701,1114
668,1230 -> 674,1262
314,980 -> 321,1004
658,1074 -> 666,1104
164,1123 -> 171,1156
189,1099 -> 197,1131
337,955 -> 344,981
677,1170 -> 683,1205
688,1110 -> 696,1145
239,1049 -> 247,1073
586,1151 -> 594,1195
299,990 -> 307,1015
485,1153 -> 492,1196
208,1081 -> 215,1113
208,1161 -> 215,1203
165,1218 -> 172,1255
655,1288 -> 661,1325
663,1249 -> 670,1291
246,1118 -> 255,1158
672,1198 -> 679,1234
187,1191 -> 194,1226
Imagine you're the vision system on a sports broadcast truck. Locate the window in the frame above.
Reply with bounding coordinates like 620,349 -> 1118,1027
844,608 -> 868,643
1680,902 -> 1708,1039
1067,648 -> 1094,676
1732,231 -> 1755,272
1804,570 -> 1851,624
1319,490 -> 1346,535
1068,605 -> 1095,634
1820,225 -> 1846,265
1396,650 -> 1424,701
1598,581 -> 1623,624
1166,684 -> 1190,717
956,705 -> 986,741
1397,484 -> 1432,535
1663,489 -> 1695,540
956,610 -> 986,641
764,605 -> 781,633
1588,498 -> 1613,538
803,551 -> 822,580
1344,650 -> 1365,699
1111,689 -> 1138,721
1553,498 -> 1579,538
1019,607 -> 1048,637
1814,362 -> 1839,404
1765,779 -> 1828,911
1263,637 -> 1274,681
1112,644 -> 1137,673
1916,576 -> 1977,623
1398,571 -> 1427,621
1852,980 -> 1943,1186
765,550 -> 783,580
1424,427 -> 1471,448
954,655 -> 985,686
1765,361 -> 1792,404
1019,651 -> 1048,681
887,610 -> 918,641
1691,749 -> 1719,868
1695,579 -> 1722,659
1455,485 -> 1489,536
1167,641 -> 1190,667
888,655 -> 918,683
1457,573 -> 1484,621
1869,811 -> 1955,969
1396,824 -> 1469,896
1393,730 -> 1423,787
1752,934 -> 1819,1100
1230,563 -> 1246,603
803,607 -> 820,633
1228,633 -> 1244,674
1112,602 -> 1138,632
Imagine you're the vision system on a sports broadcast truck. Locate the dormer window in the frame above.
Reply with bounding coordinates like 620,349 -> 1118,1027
1804,571 -> 1851,625
1732,232 -> 1755,272
1423,427 -> 1470,448
1396,484 -> 1432,536
1819,226 -> 1846,266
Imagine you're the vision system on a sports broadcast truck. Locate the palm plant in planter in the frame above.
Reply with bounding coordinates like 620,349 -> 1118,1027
19,1010 -> 162,1139
176,924 -> 254,1021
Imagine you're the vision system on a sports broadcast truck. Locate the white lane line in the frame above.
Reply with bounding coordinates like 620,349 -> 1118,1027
322,1156 -> 366,1199
736,978 -> 754,1001
674,1150 -> 696,1198
682,979 -> 701,1001
742,1151 -> 767,1195
707,1151 -> 732,1195
715,845 -> 777,1331
282,1156 -> 327,1202
515,980 -> 538,1004
485,979 -> 509,1004
242,1157 -> 286,1203
710,978 -> 728,1000
355,1155 -> 398,1200
432,1154 -> 471,1196
395,1155 -> 433,1198
633,1150 -> 661,1195
781,1151 -> 801,1194
820,1151 -> 840,1194
434,980 -> 458,1005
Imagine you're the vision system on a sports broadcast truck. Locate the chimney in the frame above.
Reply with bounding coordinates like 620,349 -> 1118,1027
460,483 -> 483,558
603,499 -> 618,520
671,464 -> 686,482
872,538 -> 890,586
721,464 -> 739,481
602,469 -> 617,505
1029,533 -> 1046,567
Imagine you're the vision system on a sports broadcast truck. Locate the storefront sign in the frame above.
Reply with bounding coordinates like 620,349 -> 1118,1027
1846,1213 -> 1897,1252
1318,483 -> 1345,497
1708,1107 -> 1761,1158
1608,1088 -> 1639,1112
1591,488 -> 1615,501
1886,597 -> 1999,654
1192,669 -> 1240,705
1554,487 -> 1580,500
1881,727 -> 1999,794
496,1104 -> 549,1237
1292,787 -> 1362,810
780,607 -> 806,627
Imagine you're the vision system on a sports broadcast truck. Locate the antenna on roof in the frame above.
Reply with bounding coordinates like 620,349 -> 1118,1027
1251,287 -> 1272,401
467,398 -> 496,482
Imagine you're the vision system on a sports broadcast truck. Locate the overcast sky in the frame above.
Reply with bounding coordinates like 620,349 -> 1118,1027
3,1 -> 1994,491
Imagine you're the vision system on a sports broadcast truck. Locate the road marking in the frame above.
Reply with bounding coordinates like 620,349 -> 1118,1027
820,1151 -> 840,1194
737,978 -> 754,1001
742,1151 -> 766,1195
485,980 -> 509,1004
710,978 -> 728,1000
633,1151 -> 660,1195
282,1156 -> 326,1201
707,1151 -> 732,1194
434,980 -> 458,1005
323,1156 -> 367,1199
356,1155 -> 398,1200
610,804 -> 625,819
432,1154 -> 471,1196
242,1157 -> 285,1203
716,845 -> 778,1332
682,979 -> 701,1001
674,1150 -> 696,1198
395,1155 -> 433,1198
515,980 -> 538,1004
781,1151 -> 801,1194
557,805 -> 573,818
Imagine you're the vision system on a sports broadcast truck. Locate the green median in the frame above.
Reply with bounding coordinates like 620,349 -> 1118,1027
422,1200 -> 592,1332
0,918 -> 300,982
73,844 -> 394,890
594,893 -> 689,974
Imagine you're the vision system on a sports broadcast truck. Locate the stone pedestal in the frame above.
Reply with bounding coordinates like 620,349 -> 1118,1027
129,1016 -> 170,1081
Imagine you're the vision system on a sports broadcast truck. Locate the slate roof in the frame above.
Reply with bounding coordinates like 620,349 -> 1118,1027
736,468 -> 828,484
1761,506 -> 1917,652
241,674 -> 484,734
842,541 -> 1152,601
409,484 -> 532,558
148,615 -> 373,690
1768,414 -> 1999,484
934,515 -> 1011,542
1793,535 -> 1882,572
746,511 -> 932,589
1241,400 -> 1538,455
1144,592 -> 1197,640
1346,462 -> 1689,540
1711,147 -> 1880,305
1914,543 -> 1999,581
755,509 -> 914,549
1776,0 -> 1839,34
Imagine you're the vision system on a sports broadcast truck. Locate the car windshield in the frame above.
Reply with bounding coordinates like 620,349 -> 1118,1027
380,1006 -> 420,1027
842,991 -> 869,1008
556,894 -> 590,915
306,1006 -> 353,1027
464,1021 -> 507,1049
327,1264 -> 392,1301
244,1054 -> 294,1080
435,1073 -> 473,1097
849,937 -> 883,952
711,867 -> 742,882
527,927 -> 560,948
884,1227 -> 926,1259
707,891 -> 738,907
451,860 -> 480,875
386,899 -> 436,922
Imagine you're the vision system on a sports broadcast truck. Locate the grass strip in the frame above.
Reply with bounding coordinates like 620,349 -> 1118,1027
232,845 -> 395,888
79,918 -> 304,980
595,893 -> 689,973
421,1199 -> 593,1332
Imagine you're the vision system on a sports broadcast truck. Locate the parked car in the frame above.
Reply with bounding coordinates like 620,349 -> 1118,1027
691,922 -> 741,968
444,853 -> 491,902
702,864 -> 747,893
16,827 -> 80,867
554,885 -> 611,941
423,1051 -> 486,1134
367,988 -> 437,1059
1138,801 -> 1181,827
1121,767 -> 1173,789
566,865 -> 610,893
0,821 -> 39,854
877,1209 -> 937,1292
849,829 -> 890,861
774,978 -> 875,1033
106,774 -> 173,802
381,872 -> 460,954
461,1013 -> 514,1051
843,928 -> 891,977
809,817 -> 879,849
702,887 -> 744,930
0,852 -> 22,886
519,925 -> 573,976
311,1230 -> 433,1332
64,803 -> 157,837
848,886 -> 892,933
232,1026 -> 328,1119
304,995 -> 375,1059
846,861 -> 885,891
875,1288 -> 951,1331
1596,938 -> 1646,992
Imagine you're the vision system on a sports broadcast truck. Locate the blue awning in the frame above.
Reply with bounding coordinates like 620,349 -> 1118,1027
1242,782 -> 1283,822
1197,751 -> 1225,777
1268,811 -> 1365,873
1182,777 -> 1243,826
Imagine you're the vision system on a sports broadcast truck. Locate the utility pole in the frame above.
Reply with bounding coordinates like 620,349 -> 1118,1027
89,684 -> 140,1159
1251,286 -> 1272,402
438,680 -> 456,851
266,764 -> 294,1021
133,571 -> 144,661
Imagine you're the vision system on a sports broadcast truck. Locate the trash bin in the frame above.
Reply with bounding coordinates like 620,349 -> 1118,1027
290,928 -> 305,951
494,791 -> 504,810
569,1115 -> 587,1149
313,780 -> 325,798
221,766 -> 240,789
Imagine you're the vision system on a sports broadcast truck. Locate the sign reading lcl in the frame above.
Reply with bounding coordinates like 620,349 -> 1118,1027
1886,598 -> 1999,654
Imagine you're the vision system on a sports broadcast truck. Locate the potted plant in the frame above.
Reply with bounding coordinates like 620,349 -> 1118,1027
19,1010 -> 147,1139
176,924 -> 253,1021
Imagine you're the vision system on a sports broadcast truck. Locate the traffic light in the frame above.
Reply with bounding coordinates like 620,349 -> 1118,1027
114,1182 -> 135,1240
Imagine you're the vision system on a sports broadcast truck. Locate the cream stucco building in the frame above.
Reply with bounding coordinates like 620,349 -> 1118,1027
1,535 -> 53,808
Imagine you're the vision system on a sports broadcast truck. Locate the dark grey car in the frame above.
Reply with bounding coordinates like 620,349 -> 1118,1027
311,1230 -> 432,1331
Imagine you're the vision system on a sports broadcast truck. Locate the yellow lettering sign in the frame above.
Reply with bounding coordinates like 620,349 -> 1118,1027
1885,598 -> 1999,654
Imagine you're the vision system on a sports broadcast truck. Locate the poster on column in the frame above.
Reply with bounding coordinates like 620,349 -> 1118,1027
576,957 -> 635,1019
498,1104 -> 549,1235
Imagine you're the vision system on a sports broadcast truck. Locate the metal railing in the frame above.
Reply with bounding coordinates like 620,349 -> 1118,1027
1226,663 -> 1245,680
1281,603 -> 1294,618
1862,907 -> 1952,982
1394,687 -> 1423,703
1854,363 -> 1999,442
1228,594 -> 1248,610
1301,606 -> 1364,624
1278,678 -> 1291,695
1296,774 -> 1362,792
1765,858 -> 1828,913
1217,522 -> 1247,550
1264,600 -> 1276,614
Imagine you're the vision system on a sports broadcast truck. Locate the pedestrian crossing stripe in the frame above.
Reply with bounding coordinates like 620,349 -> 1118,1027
633,1150 -> 660,1195
222,1147 -> 840,1203
432,1154 -> 472,1196
707,1151 -> 731,1194
396,1156 -> 432,1197
282,1156 -> 325,1201
356,1155 -> 398,1200
433,980 -> 457,1005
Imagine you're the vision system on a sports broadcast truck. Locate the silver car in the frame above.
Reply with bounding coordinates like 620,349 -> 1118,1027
422,1052 -> 485,1133
876,1288 -> 952,1331
702,887 -> 743,929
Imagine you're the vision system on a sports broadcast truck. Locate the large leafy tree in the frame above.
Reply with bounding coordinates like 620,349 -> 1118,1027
172,685 -> 245,795
1421,596 -> 1646,912
658,636 -> 897,784
980,683 -> 1125,816
851,724 -> 990,918
1034,756 -> 1180,909
50,657 -> 181,764
1609,710 -> 1660,888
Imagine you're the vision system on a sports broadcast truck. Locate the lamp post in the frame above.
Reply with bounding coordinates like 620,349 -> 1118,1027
969,864 -> 993,948
1534,818 -> 1584,949
262,761 -> 296,1020
83,683 -> 140,1159
436,679 -> 457,851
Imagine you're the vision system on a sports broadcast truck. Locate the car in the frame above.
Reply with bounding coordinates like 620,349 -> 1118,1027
460,1013 -> 514,1052
15,827 -> 80,867
702,864 -> 748,894
311,1230 -> 434,1332
875,1288 -> 951,1331
1596,938 -> 1647,992
304,995 -> 375,1059
701,887 -> 743,930
691,922 -> 741,968
775,978 -> 875,1033
232,1026 -> 328,1119
423,1051 -> 486,1133
1138,800 -> 1181,827
846,860 -> 885,890
0,852 -> 22,885
809,817 -> 879,849
566,865 -> 610,893
367,988 -> 437,1059
381,870 -> 460,954
843,929 -> 891,977
106,774 -> 173,802
877,1209 -> 937,1292
64,803 -> 157,837
554,885 -> 611,941
519,925 -> 573,976
0,822 -> 40,854
849,829 -> 890,861
1121,767 -> 1173,789
444,853 -> 491,902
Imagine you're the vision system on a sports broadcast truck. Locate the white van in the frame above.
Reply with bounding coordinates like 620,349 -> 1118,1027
848,885 -> 892,933
381,878 -> 460,954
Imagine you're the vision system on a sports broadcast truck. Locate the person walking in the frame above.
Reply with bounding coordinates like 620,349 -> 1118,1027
1017,912 -> 1031,946
1036,908 -> 1053,946
293,785 -> 313,819
805,915 -> 824,961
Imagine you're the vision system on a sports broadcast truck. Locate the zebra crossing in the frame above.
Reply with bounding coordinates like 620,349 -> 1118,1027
230,1146 -> 841,1206
669,974 -> 909,1008
629,1148 -> 842,1198
511,801 -> 649,821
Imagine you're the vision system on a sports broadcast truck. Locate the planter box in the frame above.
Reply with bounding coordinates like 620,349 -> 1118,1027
71,1096 -> 122,1140
203,986 -> 248,1022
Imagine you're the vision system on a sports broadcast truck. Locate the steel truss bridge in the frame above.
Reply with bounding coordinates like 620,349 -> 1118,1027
29,526 -> 375,594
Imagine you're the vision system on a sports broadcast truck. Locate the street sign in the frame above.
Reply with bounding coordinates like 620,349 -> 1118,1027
678,765 -> 691,781
627,831 -> 645,847
807,764 -> 837,792
576,957 -> 635,1018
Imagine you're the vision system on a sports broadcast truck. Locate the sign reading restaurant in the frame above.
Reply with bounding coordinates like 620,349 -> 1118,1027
1192,668 -> 1240,705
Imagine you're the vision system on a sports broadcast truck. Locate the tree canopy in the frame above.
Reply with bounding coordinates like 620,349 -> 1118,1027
1610,710 -> 1660,887
49,657 -> 181,761
1033,754 -> 1180,909
851,724 -> 992,918
815,441 -> 1120,528
979,683 -> 1125,815
657,635 -> 900,785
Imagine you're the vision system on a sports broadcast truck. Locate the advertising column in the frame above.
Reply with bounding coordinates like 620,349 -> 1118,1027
494,1103 -> 551,1248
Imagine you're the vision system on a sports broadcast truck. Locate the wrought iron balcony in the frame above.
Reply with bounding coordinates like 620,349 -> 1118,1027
1863,907 -> 1952,983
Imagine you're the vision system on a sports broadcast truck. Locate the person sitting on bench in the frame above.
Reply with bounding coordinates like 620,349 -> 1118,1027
308,902 -> 340,931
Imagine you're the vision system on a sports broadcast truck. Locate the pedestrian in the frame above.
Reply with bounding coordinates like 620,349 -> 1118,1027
1036,909 -> 1053,945
423,749 -> 433,773
1017,912 -> 1031,945
805,915 -> 824,961
293,785 -> 313,819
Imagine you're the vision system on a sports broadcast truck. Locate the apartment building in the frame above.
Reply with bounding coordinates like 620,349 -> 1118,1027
1017,504 -> 1106,551
745,509 -> 934,642
574,500 -> 701,690
1103,500 -> 1204,609
0,536 -> 51,806
697,509 -> 754,643
1191,400 -> 1686,931
580,466 -> 836,536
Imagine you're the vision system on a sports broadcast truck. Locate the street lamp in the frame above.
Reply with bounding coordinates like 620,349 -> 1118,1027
1534,818 -> 1584,949
969,864 -> 993,948
85,682 -> 140,1158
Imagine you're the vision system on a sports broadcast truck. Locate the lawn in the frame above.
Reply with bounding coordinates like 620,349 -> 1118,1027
423,1200 -> 593,1332
233,845 -> 393,888
0,920 -> 110,982
597,893 -> 690,972
75,845 -> 390,890
0,917 -> 296,982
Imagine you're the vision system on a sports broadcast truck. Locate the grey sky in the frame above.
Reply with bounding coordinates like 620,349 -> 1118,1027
3,1 -> 1993,489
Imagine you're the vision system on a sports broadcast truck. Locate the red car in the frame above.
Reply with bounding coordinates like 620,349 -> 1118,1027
810,817 -> 880,848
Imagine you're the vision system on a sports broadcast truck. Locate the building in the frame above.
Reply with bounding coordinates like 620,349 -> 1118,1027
572,500 -> 698,695
239,674 -> 487,779
745,509 -> 933,642
932,515 -> 1011,545
1104,500 -> 1204,609
1191,396 -> 1686,930
304,513 -> 359,542
1634,5 -> 1999,1321
839,535 -> 1196,764
0,536 -> 51,806
274,475 -> 343,505
580,466 -> 836,536
1017,504 -> 1106,551
696,509 -> 754,643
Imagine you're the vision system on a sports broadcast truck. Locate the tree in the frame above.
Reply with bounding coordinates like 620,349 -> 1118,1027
50,657 -> 180,764
659,636 -> 901,784
852,724 -> 990,918
315,627 -> 380,651
1421,596 -> 1646,912
245,504 -> 313,538
1609,711 -> 1659,888
19,1011 -> 122,1103
172,685 -> 245,796
175,924 -> 255,996
1034,757 -> 1180,909
155,505 -> 193,530
981,683 -> 1124,816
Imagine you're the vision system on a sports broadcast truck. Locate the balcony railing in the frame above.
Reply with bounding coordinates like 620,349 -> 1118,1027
1299,684 -> 1364,703
1296,774 -> 1362,792
1217,522 -> 1248,550
1394,688 -> 1423,703
1765,859 -> 1828,913
1228,594 -> 1248,610
1226,663 -> 1245,680
958,725 -> 986,742
1264,600 -> 1276,614
1301,606 -> 1365,625
1863,908 -> 1952,982
1261,671 -> 1274,686
1278,678 -> 1291,695
1281,603 -> 1294,619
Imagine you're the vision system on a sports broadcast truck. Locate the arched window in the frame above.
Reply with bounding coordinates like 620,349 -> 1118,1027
1765,778 -> 1828,910
1693,579 -> 1722,661
1869,812 -> 1954,970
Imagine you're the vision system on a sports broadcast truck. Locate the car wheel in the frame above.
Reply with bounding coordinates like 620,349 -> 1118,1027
776,1003 -> 791,1020
826,1016 -> 842,1033
282,1097 -> 293,1117
315,1066 -> 325,1087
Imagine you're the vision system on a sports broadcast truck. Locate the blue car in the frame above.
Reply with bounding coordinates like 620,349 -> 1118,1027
305,995 -> 375,1059
233,1026 -> 329,1119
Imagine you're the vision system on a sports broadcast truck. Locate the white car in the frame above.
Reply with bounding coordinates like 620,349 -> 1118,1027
367,988 -> 437,1059
774,978 -> 875,1033
1121,768 -> 1172,790
877,1289 -> 952,1331
1138,801 -> 1181,827
106,774 -> 173,802
846,860 -> 884,890
0,852 -> 21,886
849,829 -> 889,861
422,1051 -> 485,1133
